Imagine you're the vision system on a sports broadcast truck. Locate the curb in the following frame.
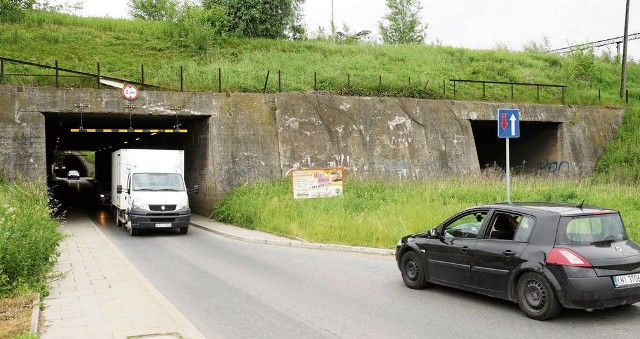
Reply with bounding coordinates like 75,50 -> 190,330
31,294 -> 40,335
189,221 -> 395,256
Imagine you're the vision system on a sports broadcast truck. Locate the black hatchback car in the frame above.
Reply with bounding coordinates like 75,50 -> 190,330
395,202 -> 640,320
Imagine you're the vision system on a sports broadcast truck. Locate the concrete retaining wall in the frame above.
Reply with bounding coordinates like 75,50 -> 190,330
0,86 -> 625,215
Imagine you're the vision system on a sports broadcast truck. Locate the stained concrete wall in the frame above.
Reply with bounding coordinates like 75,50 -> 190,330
0,86 -> 625,215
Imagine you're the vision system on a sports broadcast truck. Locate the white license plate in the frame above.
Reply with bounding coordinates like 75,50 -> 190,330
155,223 -> 172,228
613,273 -> 640,287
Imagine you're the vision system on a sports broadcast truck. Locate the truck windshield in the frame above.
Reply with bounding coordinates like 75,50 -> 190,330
132,173 -> 185,191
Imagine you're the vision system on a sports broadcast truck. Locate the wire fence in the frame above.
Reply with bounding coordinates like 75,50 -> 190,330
0,56 -> 631,105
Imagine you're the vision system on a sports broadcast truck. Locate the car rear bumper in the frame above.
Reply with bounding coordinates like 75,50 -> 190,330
129,208 -> 190,229
557,275 -> 640,309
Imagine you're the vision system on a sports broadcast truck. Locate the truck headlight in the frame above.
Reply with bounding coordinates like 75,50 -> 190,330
132,200 -> 149,210
177,201 -> 190,210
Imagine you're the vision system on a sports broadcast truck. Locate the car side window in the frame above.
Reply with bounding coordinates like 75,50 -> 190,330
488,212 -> 520,240
486,213 -> 535,242
443,211 -> 487,239
513,216 -> 536,242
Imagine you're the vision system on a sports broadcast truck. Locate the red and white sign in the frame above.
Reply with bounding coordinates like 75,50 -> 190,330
121,84 -> 139,101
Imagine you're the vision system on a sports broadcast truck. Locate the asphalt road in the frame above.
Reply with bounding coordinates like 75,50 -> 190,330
57,178 -> 640,338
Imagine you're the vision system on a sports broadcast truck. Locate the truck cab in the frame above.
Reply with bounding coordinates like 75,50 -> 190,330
112,149 -> 198,236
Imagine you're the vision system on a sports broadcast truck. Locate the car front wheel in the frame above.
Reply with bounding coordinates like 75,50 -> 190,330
516,272 -> 562,320
400,251 -> 428,289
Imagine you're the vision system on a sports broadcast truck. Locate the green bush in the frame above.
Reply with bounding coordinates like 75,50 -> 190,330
0,182 -> 62,297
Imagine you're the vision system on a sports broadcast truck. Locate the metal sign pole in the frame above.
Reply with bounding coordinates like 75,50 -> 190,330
506,138 -> 511,203
498,108 -> 519,204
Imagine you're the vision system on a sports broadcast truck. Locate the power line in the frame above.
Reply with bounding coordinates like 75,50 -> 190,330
549,32 -> 640,55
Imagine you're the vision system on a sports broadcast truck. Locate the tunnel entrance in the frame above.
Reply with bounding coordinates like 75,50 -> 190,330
470,120 -> 562,174
43,112 -> 210,210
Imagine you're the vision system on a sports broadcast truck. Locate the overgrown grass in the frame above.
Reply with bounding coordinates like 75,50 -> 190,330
0,182 -> 62,297
0,11 -> 638,106
213,176 -> 640,249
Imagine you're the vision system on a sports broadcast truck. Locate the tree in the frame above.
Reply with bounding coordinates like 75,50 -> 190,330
0,0 -> 36,22
204,0 -> 304,39
522,36 -> 552,53
128,0 -> 178,21
378,0 -> 427,44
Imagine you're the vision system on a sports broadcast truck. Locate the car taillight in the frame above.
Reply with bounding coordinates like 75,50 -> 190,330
546,248 -> 592,268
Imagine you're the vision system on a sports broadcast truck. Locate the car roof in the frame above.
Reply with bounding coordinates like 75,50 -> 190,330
474,202 -> 618,217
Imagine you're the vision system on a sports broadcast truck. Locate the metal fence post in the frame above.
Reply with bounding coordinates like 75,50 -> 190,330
347,73 -> 351,95
0,59 -> 4,84
278,70 -> 281,93
453,80 -> 456,99
55,60 -> 59,88
263,70 -> 270,93
314,72 -> 317,91
96,62 -> 100,89
443,79 -> 446,97
141,64 -> 145,91
180,66 -> 184,92
626,89 -> 629,104
218,67 -> 222,93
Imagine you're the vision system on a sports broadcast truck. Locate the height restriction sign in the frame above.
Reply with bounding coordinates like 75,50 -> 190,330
122,84 -> 139,101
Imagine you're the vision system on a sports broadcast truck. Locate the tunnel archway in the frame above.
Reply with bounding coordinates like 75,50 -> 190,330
470,120 -> 563,174
43,111 -> 211,212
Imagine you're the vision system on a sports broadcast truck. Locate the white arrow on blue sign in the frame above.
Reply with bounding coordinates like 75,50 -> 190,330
497,109 -> 520,138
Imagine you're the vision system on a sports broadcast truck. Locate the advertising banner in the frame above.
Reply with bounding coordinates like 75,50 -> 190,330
292,168 -> 344,199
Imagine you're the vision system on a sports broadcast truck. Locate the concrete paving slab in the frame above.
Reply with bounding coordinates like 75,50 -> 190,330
40,212 -> 205,339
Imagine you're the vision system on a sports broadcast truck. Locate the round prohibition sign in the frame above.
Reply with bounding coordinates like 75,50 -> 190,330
122,84 -> 139,101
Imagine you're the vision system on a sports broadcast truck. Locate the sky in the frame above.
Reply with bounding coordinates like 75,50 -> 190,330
58,0 -> 640,59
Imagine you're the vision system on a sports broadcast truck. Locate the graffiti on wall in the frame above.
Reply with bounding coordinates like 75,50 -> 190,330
540,160 -> 570,177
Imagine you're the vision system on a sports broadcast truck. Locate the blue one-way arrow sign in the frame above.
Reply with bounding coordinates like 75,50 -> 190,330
497,109 -> 520,138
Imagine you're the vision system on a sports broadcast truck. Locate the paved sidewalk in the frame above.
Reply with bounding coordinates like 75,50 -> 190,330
41,210 -> 205,339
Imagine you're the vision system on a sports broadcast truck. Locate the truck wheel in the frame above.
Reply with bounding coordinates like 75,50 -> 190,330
128,223 -> 138,236
129,227 -> 138,236
179,227 -> 188,235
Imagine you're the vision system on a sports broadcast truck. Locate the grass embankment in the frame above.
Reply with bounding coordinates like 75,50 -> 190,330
213,177 -> 640,249
1,11 -> 639,104
0,182 -> 62,338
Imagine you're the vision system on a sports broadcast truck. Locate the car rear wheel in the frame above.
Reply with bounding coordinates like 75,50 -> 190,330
400,251 -> 428,289
516,272 -> 562,320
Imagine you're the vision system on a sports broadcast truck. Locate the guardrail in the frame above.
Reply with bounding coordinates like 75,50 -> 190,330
450,79 -> 567,104
0,57 -> 167,90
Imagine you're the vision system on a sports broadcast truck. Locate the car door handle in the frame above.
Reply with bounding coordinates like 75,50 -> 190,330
502,250 -> 516,256
461,246 -> 473,254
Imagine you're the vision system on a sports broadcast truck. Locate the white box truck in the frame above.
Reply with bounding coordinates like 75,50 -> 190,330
112,149 -> 198,236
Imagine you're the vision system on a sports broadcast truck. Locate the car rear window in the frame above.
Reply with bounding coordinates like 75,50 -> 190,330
557,213 -> 628,245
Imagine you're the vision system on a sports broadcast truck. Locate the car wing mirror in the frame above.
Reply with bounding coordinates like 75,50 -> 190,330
116,185 -> 123,194
189,185 -> 199,194
429,228 -> 439,238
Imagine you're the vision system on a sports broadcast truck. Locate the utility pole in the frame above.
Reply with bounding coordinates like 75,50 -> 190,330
621,0 -> 630,99
331,0 -> 335,35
